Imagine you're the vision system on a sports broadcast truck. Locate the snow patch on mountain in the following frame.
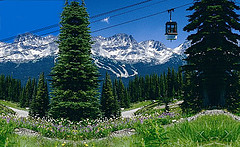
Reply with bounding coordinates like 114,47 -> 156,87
0,33 -> 188,65
92,33 -> 187,65
0,33 -> 189,78
94,57 -> 138,78
0,33 -> 58,63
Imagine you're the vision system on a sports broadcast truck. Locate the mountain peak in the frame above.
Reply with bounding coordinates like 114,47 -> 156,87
14,33 -> 39,42
0,33 -> 188,65
92,34 -> 187,65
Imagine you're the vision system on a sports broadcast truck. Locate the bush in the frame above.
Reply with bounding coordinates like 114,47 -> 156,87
134,118 -> 168,146
0,119 -> 15,146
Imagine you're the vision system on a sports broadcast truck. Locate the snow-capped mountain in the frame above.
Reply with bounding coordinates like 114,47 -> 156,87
0,33 -> 58,62
0,33 -> 189,83
92,33 -> 184,65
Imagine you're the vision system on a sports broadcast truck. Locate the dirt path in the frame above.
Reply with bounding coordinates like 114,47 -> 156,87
7,107 -> 29,117
121,107 -> 142,118
7,100 -> 183,118
121,100 -> 184,118
154,100 -> 184,109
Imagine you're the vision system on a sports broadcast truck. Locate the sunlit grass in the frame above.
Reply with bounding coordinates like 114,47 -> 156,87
123,100 -> 152,112
0,104 -> 15,115
165,114 -> 240,146
0,100 -> 28,111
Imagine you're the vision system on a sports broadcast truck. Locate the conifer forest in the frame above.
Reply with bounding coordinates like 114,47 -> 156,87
1,0 -> 240,146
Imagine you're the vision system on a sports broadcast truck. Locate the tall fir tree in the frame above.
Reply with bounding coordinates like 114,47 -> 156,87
49,1 -> 101,121
0,75 -> 5,100
30,73 -> 49,118
100,72 -> 120,118
177,68 -> 183,97
20,87 -> 26,108
182,0 -> 240,109
25,78 -> 33,107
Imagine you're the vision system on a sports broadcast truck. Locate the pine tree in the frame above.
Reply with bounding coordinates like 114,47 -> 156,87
177,68 -> 183,98
144,75 -> 151,100
25,78 -> 33,107
118,79 -> 126,108
124,88 -> 130,108
31,78 -> 37,104
167,68 -> 172,98
30,73 -> 49,118
100,73 -> 120,118
181,71 -> 202,113
112,79 -> 121,117
0,75 -> 5,100
20,87 -> 26,108
49,1 -> 101,121
183,0 -> 240,108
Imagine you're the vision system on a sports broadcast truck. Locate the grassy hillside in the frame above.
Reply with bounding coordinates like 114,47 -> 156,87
1,113 -> 240,146
165,114 -> 240,146
1,99 -> 240,146
0,104 -> 15,115
0,100 -> 28,111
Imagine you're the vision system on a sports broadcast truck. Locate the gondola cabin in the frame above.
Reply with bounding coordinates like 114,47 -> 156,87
165,21 -> 178,40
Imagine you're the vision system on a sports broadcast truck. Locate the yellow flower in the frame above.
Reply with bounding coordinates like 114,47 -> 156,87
83,142 -> 88,146
62,141 -> 66,146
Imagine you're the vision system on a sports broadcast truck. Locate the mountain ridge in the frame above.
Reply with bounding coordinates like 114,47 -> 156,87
0,33 -> 188,81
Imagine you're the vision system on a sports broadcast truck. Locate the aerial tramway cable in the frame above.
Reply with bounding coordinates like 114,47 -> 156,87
0,0 -> 160,42
0,2 -> 193,57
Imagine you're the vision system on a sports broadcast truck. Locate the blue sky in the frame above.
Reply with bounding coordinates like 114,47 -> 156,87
0,0 -> 219,48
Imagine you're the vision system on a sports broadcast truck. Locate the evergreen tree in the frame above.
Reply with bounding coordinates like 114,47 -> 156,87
30,73 -> 49,118
25,78 -> 33,107
112,79 -> 121,117
100,72 -> 120,118
181,71 -> 202,113
118,79 -> 126,108
31,78 -> 37,104
49,1 -> 101,121
183,0 -> 240,108
0,75 -> 5,100
124,88 -> 130,108
20,87 -> 26,108
167,68 -> 172,98
177,68 -> 183,97
144,75 -> 151,100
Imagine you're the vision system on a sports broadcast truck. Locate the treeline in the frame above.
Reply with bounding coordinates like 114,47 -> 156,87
0,73 -> 49,118
101,67 -> 184,117
20,78 -> 37,108
128,68 -> 183,103
0,75 -> 22,102
0,68 -> 183,119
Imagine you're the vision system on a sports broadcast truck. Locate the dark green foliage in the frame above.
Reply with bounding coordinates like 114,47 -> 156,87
100,72 -> 120,118
116,79 -> 130,108
183,0 -> 240,109
0,104 -> 16,115
49,1 -> 101,121
19,78 -> 37,108
25,78 -> 33,107
181,71 -> 202,114
135,118 -> 168,146
19,87 -> 26,108
111,69 -> 183,110
225,71 -> 240,113
0,75 -> 21,103
30,73 -> 49,118
127,68 -> 183,104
